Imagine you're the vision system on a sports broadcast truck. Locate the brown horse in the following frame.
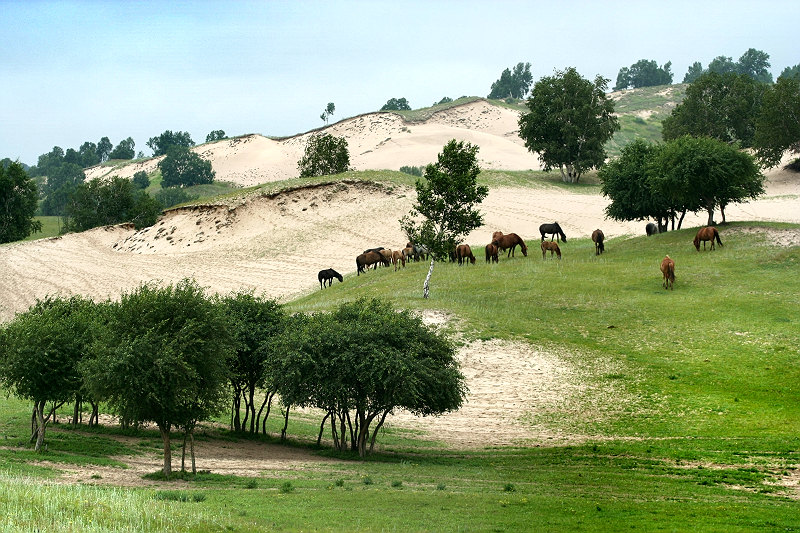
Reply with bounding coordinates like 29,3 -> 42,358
356,251 -> 389,275
491,231 -> 528,258
485,243 -> 499,263
660,255 -> 675,290
693,226 -> 723,251
541,241 -> 561,260
455,244 -> 476,265
392,249 -> 405,271
591,229 -> 605,255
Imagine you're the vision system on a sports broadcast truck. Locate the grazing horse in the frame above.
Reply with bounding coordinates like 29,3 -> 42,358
318,268 -> 343,289
405,242 -> 429,261
491,231 -> 528,258
485,242 -> 499,263
660,255 -> 675,290
541,241 -> 561,260
645,222 -> 659,236
539,222 -> 567,242
391,249 -> 406,271
591,229 -> 605,255
455,244 -> 476,265
378,248 -> 393,267
693,226 -> 723,251
356,251 -> 389,275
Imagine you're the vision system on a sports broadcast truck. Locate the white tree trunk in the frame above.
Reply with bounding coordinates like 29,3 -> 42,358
423,257 -> 435,298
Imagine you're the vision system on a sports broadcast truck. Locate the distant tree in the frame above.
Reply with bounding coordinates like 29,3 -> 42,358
128,191 -> 163,229
779,64 -> 800,81
320,102 -> 335,124
754,76 -> 800,167
97,137 -> 113,163
132,170 -> 150,190
40,162 -> 85,217
154,187 -> 198,208
0,162 -> 42,243
297,133 -> 350,178
736,48 -> 773,83
147,130 -> 195,157
108,137 -> 135,160
518,67 -> 620,183
708,55 -> 737,75
78,142 -> 100,167
205,130 -> 227,143
399,165 -> 423,177
30,146 -> 65,178
159,146 -> 215,187
436,97 -> 453,105
380,97 -> 411,111
614,59 -> 673,90
683,61 -> 704,83
400,140 -> 488,299
488,62 -> 533,99
64,176 -> 140,232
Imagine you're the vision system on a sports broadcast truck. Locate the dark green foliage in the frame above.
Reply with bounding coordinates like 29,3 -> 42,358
683,61 -> 704,83
97,137 -> 113,163
78,142 -> 100,167
146,130 -> 195,157
707,55 -> 737,75
779,64 -> 800,81
132,171 -> 150,190
754,76 -> 800,167
297,133 -> 350,178
436,97 -> 453,105
683,48 -> 773,84
108,137 -> 135,160
614,59 -> 673,90
205,130 -> 227,143
154,187 -> 197,208
320,102 -> 335,124
158,146 -> 215,187
488,62 -> 533,99
399,165 -> 423,177
40,162 -> 85,217
519,67 -> 619,183
0,162 -> 42,243
380,97 -> 411,111
63,177 -> 160,232
128,191 -> 163,229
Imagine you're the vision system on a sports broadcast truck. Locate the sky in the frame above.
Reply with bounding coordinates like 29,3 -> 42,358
2,0 -> 797,166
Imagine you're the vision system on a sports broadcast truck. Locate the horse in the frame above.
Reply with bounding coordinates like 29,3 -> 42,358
318,268 -> 343,289
455,244 -> 476,265
405,242 -> 429,261
378,248 -> 393,267
491,231 -> 528,258
591,229 -> 605,255
660,255 -> 675,290
356,251 -> 389,275
391,249 -> 406,271
541,241 -> 561,260
485,242 -> 499,263
539,222 -> 567,242
645,222 -> 659,236
693,226 -> 723,251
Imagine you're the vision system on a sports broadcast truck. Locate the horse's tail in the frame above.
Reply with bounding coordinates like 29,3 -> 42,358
714,228 -> 723,247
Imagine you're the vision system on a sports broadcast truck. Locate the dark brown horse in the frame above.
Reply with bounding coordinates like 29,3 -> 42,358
455,244 -> 476,265
318,268 -> 343,289
660,255 -> 675,290
693,226 -> 723,251
356,251 -> 389,275
491,231 -> 528,258
485,243 -> 499,263
591,229 -> 605,255
541,241 -> 561,260
539,222 -> 567,242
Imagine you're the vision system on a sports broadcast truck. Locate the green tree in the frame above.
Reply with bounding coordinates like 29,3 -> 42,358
132,170 -> 150,190
205,130 -> 227,143
154,187 -> 197,208
400,140 -> 488,298
78,142 -> 100,168
97,137 -> 113,163
278,298 -> 466,457
31,146 -> 65,178
159,146 -> 215,187
64,176 -> 151,232
40,162 -> 85,217
754,76 -> 800,167
518,67 -> 620,183
708,55 -> 737,75
147,130 -> 195,157
128,191 -> 163,229
436,96 -> 453,105
0,162 -> 42,243
320,102 -> 335,124
108,137 -> 135,160
380,97 -> 411,111
83,280 -> 233,476
297,133 -> 350,178
614,59 -> 673,90
736,48 -> 773,83
683,61 -> 704,83
488,62 -> 533,99
779,64 -> 800,81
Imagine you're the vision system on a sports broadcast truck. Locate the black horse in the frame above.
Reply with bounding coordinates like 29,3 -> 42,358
318,268 -> 343,289
539,222 -> 567,242
645,222 -> 659,236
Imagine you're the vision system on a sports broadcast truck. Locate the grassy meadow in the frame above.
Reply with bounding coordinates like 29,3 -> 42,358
2,211 -> 799,530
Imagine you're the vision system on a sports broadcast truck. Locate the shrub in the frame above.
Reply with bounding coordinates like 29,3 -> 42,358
399,165 -> 423,177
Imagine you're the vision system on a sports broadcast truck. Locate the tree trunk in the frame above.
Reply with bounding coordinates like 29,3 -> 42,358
317,411 -> 331,446
72,396 -> 81,426
190,428 -> 196,475
231,388 -> 242,432
369,410 -> 390,453
256,392 -> 271,435
706,207 -> 715,226
261,393 -> 274,435
159,424 -> 172,477
423,257 -> 435,299
720,204 -> 727,224
677,210 -> 686,230
280,405 -> 290,442
181,431 -> 188,472
34,403 -> 45,452
247,385 -> 256,433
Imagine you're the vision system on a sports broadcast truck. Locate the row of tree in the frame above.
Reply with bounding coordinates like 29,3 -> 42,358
0,285 -> 465,474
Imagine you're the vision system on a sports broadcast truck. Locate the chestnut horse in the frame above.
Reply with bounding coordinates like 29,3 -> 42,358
660,255 -> 675,290
485,243 -> 499,263
356,251 -> 389,275
491,231 -> 528,258
591,229 -> 605,255
693,226 -> 723,251
392,249 -> 406,271
455,244 -> 476,265
541,241 -> 561,260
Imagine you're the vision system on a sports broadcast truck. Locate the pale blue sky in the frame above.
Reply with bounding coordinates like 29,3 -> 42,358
2,0 -> 797,165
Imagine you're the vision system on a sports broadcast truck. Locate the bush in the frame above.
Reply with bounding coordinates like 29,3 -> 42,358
155,187 -> 198,209
159,146 -> 215,187
297,133 -> 350,178
399,165 -> 423,177
132,171 -> 150,190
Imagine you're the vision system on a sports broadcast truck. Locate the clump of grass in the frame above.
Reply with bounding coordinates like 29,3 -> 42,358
244,479 -> 258,489
334,478 -> 345,487
503,483 -> 516,492
436,483 -> 446,491
362,476 -> 373,485
391,480 -> 403,488
154,490 -> 205,502
279,481 -> 294,493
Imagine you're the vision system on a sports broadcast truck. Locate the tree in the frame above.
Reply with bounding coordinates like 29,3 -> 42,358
277,298 -> 466,457
132,170 -> 150,190
614,59 -> 673,90
83,280 -> 233,476
380,97 -> 411,111
297,133 -> 350,178
154,187 -> 197,208
97,137 -> 113,163
0,162 -> 42,243
683,61 -> 704,84
400,140 -> 488,298
40,162 -> 85,217
205,130 -> 227,143
78,142 -> 100,168
147,130 -> 194,157
518,67 -> 620,183
436,96 -> 453,105
488,62 -> 533,99
159,146 -> 215,187
754,76 -> 800,167
320,102 -> 335,124
708,55 -> 737,75
736,48 -> 773,84
779,64 -> 800,81
108,137 -> 135,160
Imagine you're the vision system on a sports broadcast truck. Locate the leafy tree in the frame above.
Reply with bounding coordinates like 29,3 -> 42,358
614,59 -> 673,90
488,62 -> 533,99
147,130 -> 195,157
400,140 -> 488,298
128,191 -> 163,229
205,130 -> 227,143
132,170 -> 150,190
320,102 -> 335,124
82,280 -> 233,476
297,133 -> 350,178
779,64 -> 800,81
754,76 -> 800,167
278,298 -> 466,457
380,97 -> 411,111
108,137 -> 135,160
436,97 -> 453,105
683,61 -> 704,83
40,162 -> 85,217
736,48 -> 773,83
708,55 -> 737,75
78,142 -> 100,167
518,67 -> 620,183
159,146 -> 215,187
97,137 -> 113,163
0,162 -> 42,243
31,146 -> 65,178
154,187 -> 198,208
64,176 -> 136,232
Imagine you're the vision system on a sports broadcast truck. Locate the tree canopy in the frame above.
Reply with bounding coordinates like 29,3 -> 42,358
518,67 -> 619,183
488,62 -> 533,99
147,130 -> 195,157
614,59 -> 673,91
320,102 -> 335,124
683,48 -> 774,84
205,130 -> 227,143
0,161 -> 42,243
159,146 -> 215,187
380,97 -> 411,111
108,137 -> 135,160
64,176 -> 161,232
779,64 -> 800,81
297,133 -> 350,178
754,76 -> 800,167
